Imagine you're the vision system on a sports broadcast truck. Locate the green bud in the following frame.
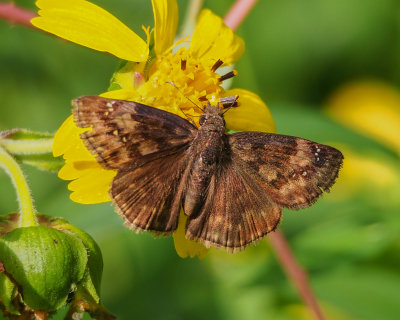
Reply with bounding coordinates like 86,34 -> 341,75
0,214 -> 113,319
1,225 -> 87,310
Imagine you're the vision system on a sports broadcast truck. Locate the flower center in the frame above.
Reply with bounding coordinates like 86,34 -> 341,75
135,47 -> 234,125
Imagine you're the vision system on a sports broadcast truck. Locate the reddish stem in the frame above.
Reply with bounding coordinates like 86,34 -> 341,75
269,230 -> 325,320
224,0 -> 258,30
224,1 -> 326,319
0,2 -> 37,28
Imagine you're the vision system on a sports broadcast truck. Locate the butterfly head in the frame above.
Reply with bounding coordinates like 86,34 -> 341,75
198,103 -> 226,132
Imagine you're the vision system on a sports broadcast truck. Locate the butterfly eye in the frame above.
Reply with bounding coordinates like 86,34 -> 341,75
199,114 -> 206,126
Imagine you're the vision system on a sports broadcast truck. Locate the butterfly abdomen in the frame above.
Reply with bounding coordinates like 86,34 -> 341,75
183,122 -> 226,216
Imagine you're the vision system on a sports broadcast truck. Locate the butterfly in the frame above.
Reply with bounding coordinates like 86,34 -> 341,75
72,96 -> 343,252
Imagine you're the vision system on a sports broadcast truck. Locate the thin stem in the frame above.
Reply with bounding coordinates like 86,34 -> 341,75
269,230 -> 325,320
0,2 -> 37,28
224,0 -> 258,30
1,138 -> 53,155
179,0 -> 204,38
223,2 -> 325,318
0,147 -> 38,227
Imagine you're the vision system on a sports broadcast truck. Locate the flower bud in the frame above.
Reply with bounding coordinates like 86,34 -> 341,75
0,213 -> 112,319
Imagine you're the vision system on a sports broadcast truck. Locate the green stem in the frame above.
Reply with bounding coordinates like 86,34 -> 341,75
0,147 -> 38,227
179,0 -> 204,38
1,138 -> 53,155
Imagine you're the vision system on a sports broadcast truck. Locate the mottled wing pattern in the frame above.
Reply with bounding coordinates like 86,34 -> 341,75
185,151 -> 282,252
73,96 -> 196,170
73,96 -> 197,233
228,132 -> 343,209
111,150 -> 189,233
72,96 -> 343,248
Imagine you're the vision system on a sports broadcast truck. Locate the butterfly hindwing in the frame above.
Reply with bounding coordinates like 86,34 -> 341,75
111,150 -> 189,233
185,149 -> 282,251
72,96 -> 196,170
228,132 -> 343,209
73,96 -> 197,233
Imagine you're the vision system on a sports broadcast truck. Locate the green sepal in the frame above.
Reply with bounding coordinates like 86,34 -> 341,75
108,59 -> 128,88
0,213 -> 19,236
0,226 -> 88,311
14,154 -> 64,172
0,272 -> 19,315
108,28 -> 155,92
108,60 -> 136,92
54,223 -> 103,303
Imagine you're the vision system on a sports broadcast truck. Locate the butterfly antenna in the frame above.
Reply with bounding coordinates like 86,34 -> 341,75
221,95 -> 239,115
166,81 -> 204,112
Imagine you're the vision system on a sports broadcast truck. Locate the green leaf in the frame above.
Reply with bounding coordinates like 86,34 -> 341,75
313,266 -> 400,320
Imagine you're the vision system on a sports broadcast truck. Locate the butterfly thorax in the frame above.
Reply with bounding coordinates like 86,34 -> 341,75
183,105 -> 227,216
198,104 -> 225,134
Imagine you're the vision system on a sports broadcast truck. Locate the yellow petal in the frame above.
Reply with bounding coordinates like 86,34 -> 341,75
152,0 -> 178,56
223,89 -> 276,133
58,160 -> 99,180
53,115 -> 116,204
31,0 -> 148,62
100,89 -> 146,103
326,81 -> 400,156
68,167 -> 116,204
173,211 -> 209,258
190,9 -> 244,66
53,115 -> 93,160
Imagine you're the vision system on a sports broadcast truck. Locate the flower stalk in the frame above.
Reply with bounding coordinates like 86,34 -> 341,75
180,0 -> 204,37
224,0 -> 258,30
269,230 -> 325,320
225,1 -> 325,319
1,138 -> 53,155
0,2 -> 36,28
0,147 -> 37,227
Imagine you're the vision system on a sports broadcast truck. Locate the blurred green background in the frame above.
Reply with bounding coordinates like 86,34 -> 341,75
1,0 -> 400,319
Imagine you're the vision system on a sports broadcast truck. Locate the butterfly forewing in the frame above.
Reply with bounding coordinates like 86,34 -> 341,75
228,132 -> 343,209
72,96 -> 196,233
73,96 -> 196,170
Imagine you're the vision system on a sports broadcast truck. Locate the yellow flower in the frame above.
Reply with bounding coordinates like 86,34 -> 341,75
32,0 -> 276,258
325,81 -> 400,199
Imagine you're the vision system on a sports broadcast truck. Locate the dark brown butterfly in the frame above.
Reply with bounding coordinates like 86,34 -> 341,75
72,96 -> 343,252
